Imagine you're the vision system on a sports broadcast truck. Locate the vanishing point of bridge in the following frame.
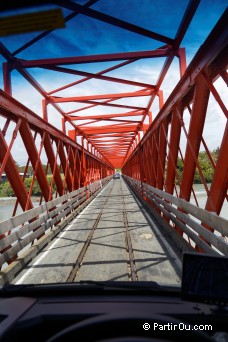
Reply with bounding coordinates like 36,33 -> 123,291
0,2 -> 227,285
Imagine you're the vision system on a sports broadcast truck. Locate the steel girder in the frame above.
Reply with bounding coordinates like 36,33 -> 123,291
122,10 -> 228,247
0,91 -> 113,217
0,2 -> 226,236
0,1 -> 202,169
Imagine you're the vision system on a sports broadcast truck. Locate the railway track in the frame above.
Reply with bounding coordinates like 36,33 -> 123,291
13,177 -> 181,285
67,178 -> 138,282
67,181 -> 115,282
120,181 -> 138,281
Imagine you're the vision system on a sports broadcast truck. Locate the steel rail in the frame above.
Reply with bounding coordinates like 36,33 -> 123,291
67,181 -> 115,282
120,181 -> 138,281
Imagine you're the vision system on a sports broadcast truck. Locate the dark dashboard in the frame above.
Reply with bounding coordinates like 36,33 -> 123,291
0,283 -> 227,342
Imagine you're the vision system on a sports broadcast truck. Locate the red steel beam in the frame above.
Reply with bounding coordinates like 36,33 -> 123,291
82,125 -> 139,134
2,62 -> 12,95
58,141 -> 73,192
43,135 -> 65,198
88,134 -> 134,139
178,48 -> 187,77
202,71 -> 228,119
150,130 -> 159,187
65,88 -> 149,115
0,130 -> 33,211
0,90 -> 113,169
126,9 -> 227,157
0,44 -> 111,165
91,138 -> 133,142
19,48 -> 171,68
93,143 -> 130,146
51,90 -> 153,103
1,3 -> 225,175
102,147 -> 129,151
90,118 -> 144,124
74,100 -> 146,111
165,109 -> 182,195
204,121 -> 228,214
97,142 -> 130,146
78,120 -> 101,127
179,75 -> 210,202
140,0 -> 202,125
156,117 -> 168,189
69,147 -> 81,189
48,59 -> 139,95
0,119 -> 22,178
19,121 -> 52,202
146,139 -> 154,186
220,69 -> 228,86
81,138 -> 87,186
42,99 -> 48,121
106,158 -> 123,168
174,0 -> 201,47
69,111 -> 144,121
43,65 -> 155,89
0,2 -> 205,174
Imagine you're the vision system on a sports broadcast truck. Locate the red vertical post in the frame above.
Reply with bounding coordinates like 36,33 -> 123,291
0,118 -> 22,178
0,130 -> 33,211
158,90 -> 164,109
178,48 -> 187,77
135,135 -> 138,145
138,132 -> 141,142
43,134 -> 64,196
3,62 -> 12,95
81,138 -> 87,186
69,147 -> 79,190
58,141 -> 73,192
62,118 -> 66,134
144,139 -> 153,185
68,129 -> 76,141
166,108 -> 182,194
19,121 -> 51,202
150,129 -> 159,186
139,143 -> 145,197
156,117 -> 168,190
179,74 -> 210,202
204,121 -> 228,215
78,149 -> 85,188
148,111 -> 152,125
42,99 -> 48,122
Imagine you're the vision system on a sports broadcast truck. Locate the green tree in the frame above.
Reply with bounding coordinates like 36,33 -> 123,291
175,149 -> 217,184
0,181 -> 15,197
176,157 -> 184,181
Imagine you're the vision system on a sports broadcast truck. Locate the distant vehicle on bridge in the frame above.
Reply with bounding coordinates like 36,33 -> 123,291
113,172 -> 121,179
0,173 -> 30,182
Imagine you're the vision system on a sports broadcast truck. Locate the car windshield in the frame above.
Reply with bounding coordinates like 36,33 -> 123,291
0,1 -> 227,291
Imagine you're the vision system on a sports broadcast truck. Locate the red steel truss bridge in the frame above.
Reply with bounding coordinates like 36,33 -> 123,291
0,1 -> 227,285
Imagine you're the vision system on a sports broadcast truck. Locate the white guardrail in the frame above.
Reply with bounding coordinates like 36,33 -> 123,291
123,175 -> 228,256
0,176 -> 112,272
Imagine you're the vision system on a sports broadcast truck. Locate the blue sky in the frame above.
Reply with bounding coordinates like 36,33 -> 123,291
1,0 -> 227,60
0,0 -> 227,163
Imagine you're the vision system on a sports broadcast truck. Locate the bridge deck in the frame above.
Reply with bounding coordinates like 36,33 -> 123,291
13,178 -> 181,285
